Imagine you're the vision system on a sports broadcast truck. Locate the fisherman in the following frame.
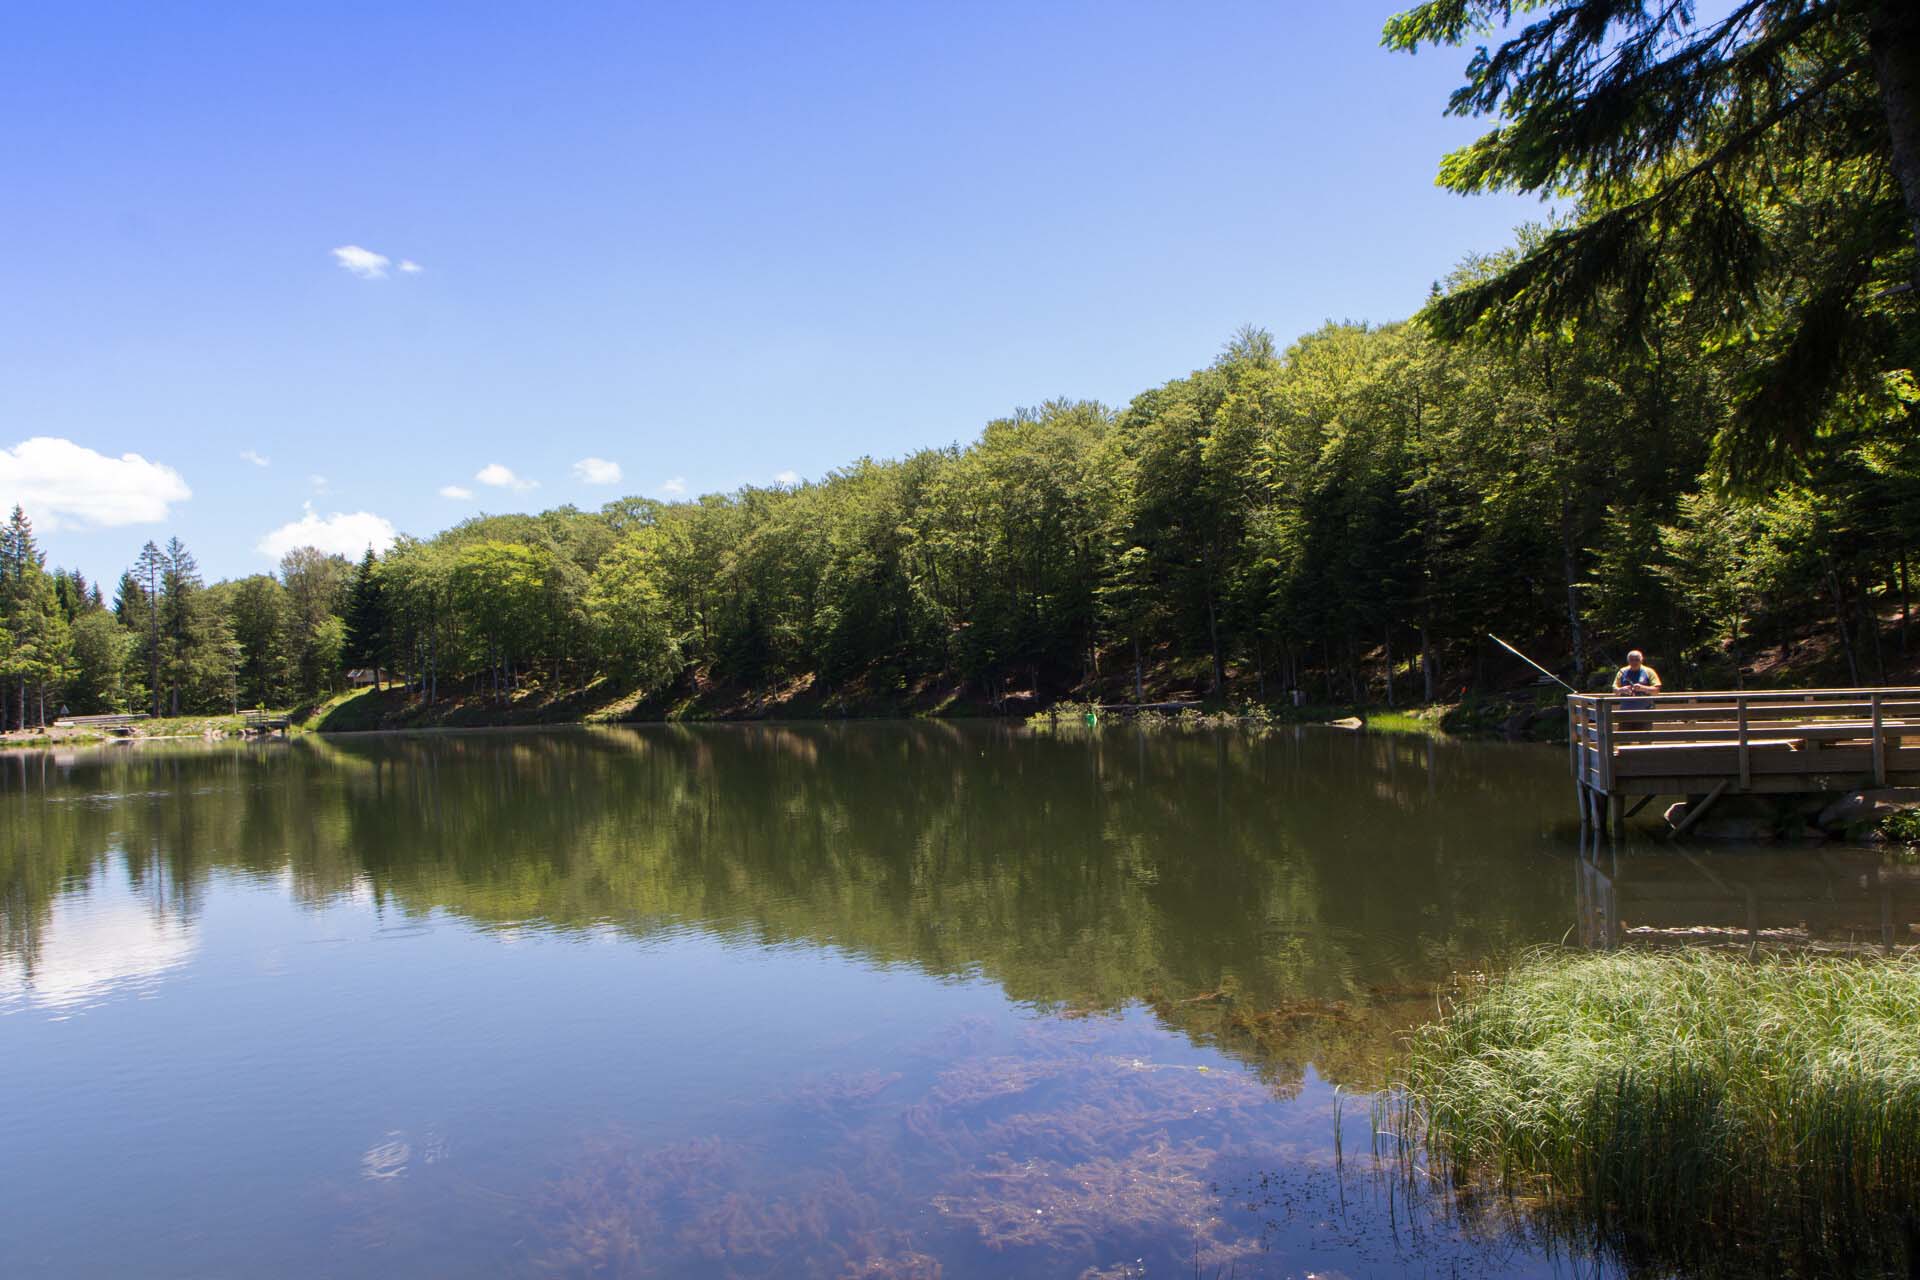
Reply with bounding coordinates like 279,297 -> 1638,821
1612,650 -> 1661,708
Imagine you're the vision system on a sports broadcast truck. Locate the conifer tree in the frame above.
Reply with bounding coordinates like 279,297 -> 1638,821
132,542 -> 165,717
0,507 -> 70,728
1386,0 -> 1920,480
343,547 -> 391,691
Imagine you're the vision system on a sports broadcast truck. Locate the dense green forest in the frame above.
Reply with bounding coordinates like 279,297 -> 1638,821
4,0 -> 1918,728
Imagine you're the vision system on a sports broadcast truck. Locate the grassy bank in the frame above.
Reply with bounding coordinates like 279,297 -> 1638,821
10,678 -> 1574,745
1026,699 -> 1526,738
1382,949 -> 1920,1272
312,684 -> 1561,739
1,711 -> 287,749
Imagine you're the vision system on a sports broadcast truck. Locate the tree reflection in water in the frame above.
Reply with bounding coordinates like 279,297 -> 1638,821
3,722 -> 1574,1088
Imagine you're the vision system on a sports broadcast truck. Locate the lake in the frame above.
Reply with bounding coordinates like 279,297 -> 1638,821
0,721 -> 1774,1277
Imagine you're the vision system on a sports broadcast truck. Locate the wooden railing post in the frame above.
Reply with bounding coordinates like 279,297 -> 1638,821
1872,692 -> 1886,787
1736,697 -> 1750,792
1567,697 -> 1579,777
1597,699 -> 1615,792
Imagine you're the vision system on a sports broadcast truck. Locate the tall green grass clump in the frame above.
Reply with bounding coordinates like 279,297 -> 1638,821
1384,949 -> 1920,1272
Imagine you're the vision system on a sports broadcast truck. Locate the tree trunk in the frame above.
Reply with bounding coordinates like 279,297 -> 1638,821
1561,493 -> 1586,681
1205,590 -> 1224,694
1384,625 -> 1396,708
1731,611 -> 1744,690
1132,635 -> 1144,703
1868,0 -> 1920,284
1420,621 -> 1434,704
148,605 -> 161,720
1830,569 -> 1860,685
1902,548 -> 1911,654
1865,573 -> 1887,684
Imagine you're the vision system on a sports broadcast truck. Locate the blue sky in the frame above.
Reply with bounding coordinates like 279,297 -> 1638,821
2,1 -> 1540,583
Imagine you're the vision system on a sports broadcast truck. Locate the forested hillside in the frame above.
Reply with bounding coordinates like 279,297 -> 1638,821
3,0 -> 1917,728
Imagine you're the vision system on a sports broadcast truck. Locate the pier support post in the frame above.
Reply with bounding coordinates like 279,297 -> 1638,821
1668,780 -> 1730,840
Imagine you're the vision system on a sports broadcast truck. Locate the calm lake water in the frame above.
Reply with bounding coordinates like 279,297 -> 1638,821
8,720 -> 1861,1278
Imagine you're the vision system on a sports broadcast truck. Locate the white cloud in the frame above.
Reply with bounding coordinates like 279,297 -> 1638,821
439,485 -> 474,500
0,436 -> 191,530
239,449 -> 270,468
309,473 -> 330,494
331,245 -> 391,280
774,469 -> 800,486
256,503 -> 397,559
475,463 -> 537,491
398,259 -> 423,274
572,457 -> 622,485
658,476 -> 687,496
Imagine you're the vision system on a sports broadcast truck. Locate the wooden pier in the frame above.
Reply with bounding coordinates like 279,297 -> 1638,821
1569,688 -> 1920,835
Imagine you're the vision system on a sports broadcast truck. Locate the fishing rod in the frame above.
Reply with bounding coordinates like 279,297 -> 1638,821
1487,633 -> 1577,693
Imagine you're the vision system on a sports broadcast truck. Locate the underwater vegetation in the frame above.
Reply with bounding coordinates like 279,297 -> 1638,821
527,1031 -> 1276,1277
1024,703 -> 1281,734
510,1016 -> 1558,1279
1381,948 -> 1920,1276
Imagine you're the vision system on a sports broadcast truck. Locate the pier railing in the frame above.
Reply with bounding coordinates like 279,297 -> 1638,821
1569,688 -> 1920,799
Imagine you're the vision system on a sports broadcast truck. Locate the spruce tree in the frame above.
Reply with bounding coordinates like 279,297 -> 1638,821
343,547 -> 390,691
0,508 -> 69,728
160,538 -> 202,715
132,541 -> 166,716
1386,0 -> 1920,480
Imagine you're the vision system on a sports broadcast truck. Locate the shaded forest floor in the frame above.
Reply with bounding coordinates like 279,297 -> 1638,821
296,657 -> 1560,741
297,612 -> 1920,742
10,612 -> 1915,749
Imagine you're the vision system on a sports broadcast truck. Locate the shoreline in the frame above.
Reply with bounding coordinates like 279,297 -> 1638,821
3,692 -> 1541,751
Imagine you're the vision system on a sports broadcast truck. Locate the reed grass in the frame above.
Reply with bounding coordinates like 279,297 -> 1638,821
1381,949 -> 1920,1272
1356,709 -> 1446,736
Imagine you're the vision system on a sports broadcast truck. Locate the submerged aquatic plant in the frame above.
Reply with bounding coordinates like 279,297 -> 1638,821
526,1029 -> 1303,1276
1381,949 -> 1920,1272
1023,702 -> 1278,734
